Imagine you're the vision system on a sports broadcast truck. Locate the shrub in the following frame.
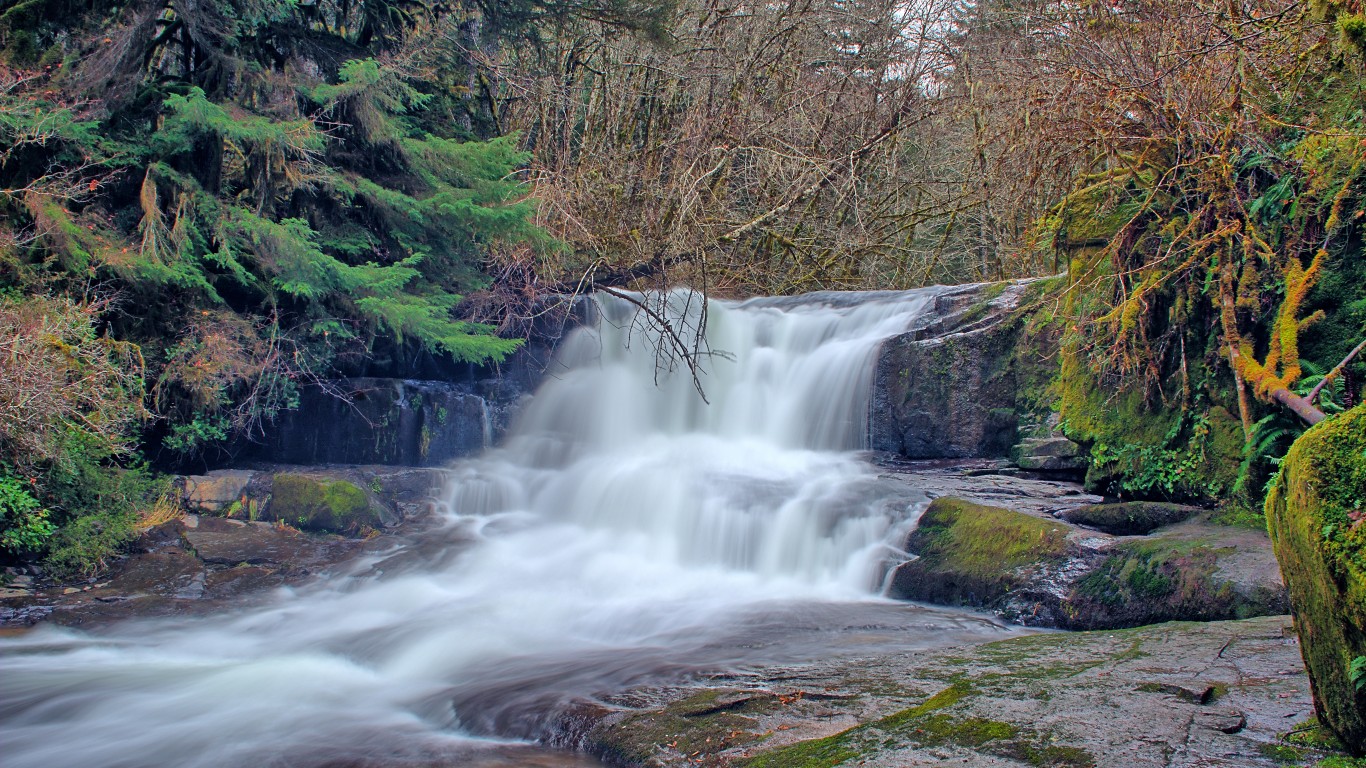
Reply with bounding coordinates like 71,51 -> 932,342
0,474 -> 55,553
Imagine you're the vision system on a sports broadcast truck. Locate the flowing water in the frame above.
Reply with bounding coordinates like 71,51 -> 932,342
0,288 -> 1023,767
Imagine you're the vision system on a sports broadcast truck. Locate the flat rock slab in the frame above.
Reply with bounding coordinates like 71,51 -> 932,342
579,616 -> 1325,767
183,523 -> 356,567
875,460 -> 1105,520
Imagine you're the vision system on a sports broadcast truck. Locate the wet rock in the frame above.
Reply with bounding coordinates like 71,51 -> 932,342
871,281 -> 1038,459
584,616 -> 1313,768
44,595 -> 216,627
181,470 -> 256,514
183,522 -> 349,567
97,549 -> 204,598
204,565 -> 285,599
1060,501 -> 1203,535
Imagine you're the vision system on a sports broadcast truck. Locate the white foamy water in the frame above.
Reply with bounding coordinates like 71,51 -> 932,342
0,288 -> 1018,767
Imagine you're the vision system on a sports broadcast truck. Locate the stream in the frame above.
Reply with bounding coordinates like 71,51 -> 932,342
0,288 -> 1028,767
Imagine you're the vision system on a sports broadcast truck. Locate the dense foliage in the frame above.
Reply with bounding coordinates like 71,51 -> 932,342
0,0 -> 671,573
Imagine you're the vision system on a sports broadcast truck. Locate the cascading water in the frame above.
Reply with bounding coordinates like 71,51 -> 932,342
0,288 -> 1019,768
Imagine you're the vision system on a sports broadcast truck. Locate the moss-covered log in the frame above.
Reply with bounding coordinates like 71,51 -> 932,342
1265,404 -> 1366,755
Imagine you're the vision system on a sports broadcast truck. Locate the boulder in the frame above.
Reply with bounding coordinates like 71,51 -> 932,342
264,473 -> 386,535
1059,501 -> 1202,536
888,497 -> 1072,609
181,470 -> 255,514
889,496 -> 1288,630
1013,436 -> 1087,473
1265,404 -> 1366,755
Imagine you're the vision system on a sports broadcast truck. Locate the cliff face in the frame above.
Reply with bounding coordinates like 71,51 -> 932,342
870,280 -> 1047,460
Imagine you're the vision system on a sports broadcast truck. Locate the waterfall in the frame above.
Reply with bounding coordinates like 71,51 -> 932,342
0,287 -> 1013,768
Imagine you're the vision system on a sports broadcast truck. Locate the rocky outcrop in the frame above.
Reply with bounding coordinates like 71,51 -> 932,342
0,514 -> 377,628
177,465 -> 444,530
1265,404 -> 1366,755
238,379 -> 495,467
881,474 -> 1288,630
870,280 -> 1046,460
575,616 -> 1319,768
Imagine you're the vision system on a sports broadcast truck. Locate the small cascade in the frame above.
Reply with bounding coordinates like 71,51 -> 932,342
0,286 -> 1019,768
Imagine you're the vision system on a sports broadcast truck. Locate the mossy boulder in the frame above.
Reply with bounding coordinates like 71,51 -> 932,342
890,497 -> 1287,630
1060,501 -> 1201,535
265,473 -> 385,535
889,497 -> 1071,607
1265,405 -> 1366,755
1060,539 -> 1276,630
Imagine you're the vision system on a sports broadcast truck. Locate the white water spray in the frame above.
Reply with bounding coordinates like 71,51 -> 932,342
0,287 -> 1015,767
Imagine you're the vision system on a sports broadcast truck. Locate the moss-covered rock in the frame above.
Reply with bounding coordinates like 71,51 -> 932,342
1063,540 -> 1241,629
266,473 -> 385,535
1265,405 -> 1366,755
889,497 -> 1287,630
889,497 -> 1071,607
1060,501 -> 1201,535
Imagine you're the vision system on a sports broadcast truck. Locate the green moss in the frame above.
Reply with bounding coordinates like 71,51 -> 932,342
268,474 -> 381,535
1066,539 -> 1246,627
740,680 -> 1091,767
1288,716 -> 1347,752
913,498 -> 1068,575
894,498 -> 1070,607
1265,405 -> 1366,754
1317,758 -> 1366,768
1061,501 -> 1199,535
1259,742 -> 1309,763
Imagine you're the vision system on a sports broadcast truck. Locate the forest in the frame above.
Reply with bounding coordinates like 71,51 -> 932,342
0,0 -> 1363,607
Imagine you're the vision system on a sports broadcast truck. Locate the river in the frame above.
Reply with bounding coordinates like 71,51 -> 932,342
1,288 -> 1025,767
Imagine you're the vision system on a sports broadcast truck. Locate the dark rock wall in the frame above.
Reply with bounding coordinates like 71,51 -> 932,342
239,379 -> 492,467
231,298 -> 592,468
870,282 -> 1037,459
